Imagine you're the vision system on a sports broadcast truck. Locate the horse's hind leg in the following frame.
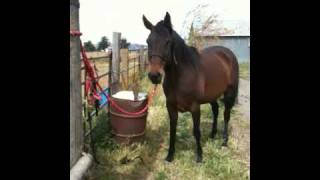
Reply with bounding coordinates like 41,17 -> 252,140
222,87 -> 237,146
210,101 -> 219,139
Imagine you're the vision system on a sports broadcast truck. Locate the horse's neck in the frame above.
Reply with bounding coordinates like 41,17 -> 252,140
164,32 -> 200,84
164,45 -> 199,86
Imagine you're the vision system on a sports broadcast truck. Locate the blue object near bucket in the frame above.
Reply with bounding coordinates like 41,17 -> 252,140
99,88 -> 109,108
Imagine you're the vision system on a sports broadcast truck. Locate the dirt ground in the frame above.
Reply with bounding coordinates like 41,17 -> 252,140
230,77 -> 250,170
238,78 -> 250,121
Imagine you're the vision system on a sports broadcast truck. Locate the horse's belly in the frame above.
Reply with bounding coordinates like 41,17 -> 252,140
205,82 -> 227,99
198,56 -> 231,103
176,96 -> 194,112
177,104 -> 189,112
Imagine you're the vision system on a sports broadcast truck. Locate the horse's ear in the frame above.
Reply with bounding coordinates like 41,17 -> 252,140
164,12 -> 172,33
143,15 -> 153,30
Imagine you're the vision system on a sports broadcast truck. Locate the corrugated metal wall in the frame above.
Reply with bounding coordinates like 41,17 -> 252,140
202,36 -> 250,63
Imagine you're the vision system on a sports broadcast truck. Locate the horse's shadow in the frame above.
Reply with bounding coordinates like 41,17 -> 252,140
173,120 -> 227,154
86,110 -> 169,180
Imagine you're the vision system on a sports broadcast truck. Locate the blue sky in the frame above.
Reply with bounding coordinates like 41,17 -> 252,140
79,0 -> 250,45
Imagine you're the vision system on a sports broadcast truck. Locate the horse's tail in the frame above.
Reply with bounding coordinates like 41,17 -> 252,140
232,53 -> 239,105
221,48 -> 239,106
231,51 -> 239,105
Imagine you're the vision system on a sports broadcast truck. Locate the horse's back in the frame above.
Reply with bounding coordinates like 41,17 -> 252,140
200,46 -> 237,66
200,45 -> 238,78
198,46 -> 239,102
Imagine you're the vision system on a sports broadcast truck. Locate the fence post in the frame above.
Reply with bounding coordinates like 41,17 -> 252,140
70,0 -> 83,168
120,49 -> 129,89
139,47 -> 145,78
145,49 -> 148,70
111,32 -> 121,94
107,52 -> 112,122
127,51 -> 129,87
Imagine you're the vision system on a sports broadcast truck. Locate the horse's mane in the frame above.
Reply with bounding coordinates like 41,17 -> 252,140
189,46 -> 200,57
154,21 -> 200,67
172,31 -> 200,67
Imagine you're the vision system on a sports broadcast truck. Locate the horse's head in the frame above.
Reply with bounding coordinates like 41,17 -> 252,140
143,12 -> 174,84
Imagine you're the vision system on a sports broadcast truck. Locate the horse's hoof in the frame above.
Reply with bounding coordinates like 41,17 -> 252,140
222,142 -> 228,147
165,155 -> 174,162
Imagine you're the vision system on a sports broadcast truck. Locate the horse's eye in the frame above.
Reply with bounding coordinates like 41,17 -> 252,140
166,40 -> 170,45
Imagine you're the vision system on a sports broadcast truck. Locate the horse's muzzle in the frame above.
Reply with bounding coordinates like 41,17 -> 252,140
148,72 -> 162,84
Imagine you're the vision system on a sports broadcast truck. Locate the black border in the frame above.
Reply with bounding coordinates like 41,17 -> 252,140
251,1 -> 319,179
2,1 -> 70,179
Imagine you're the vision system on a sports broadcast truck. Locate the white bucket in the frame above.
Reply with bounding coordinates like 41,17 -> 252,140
112,91 -> 147,101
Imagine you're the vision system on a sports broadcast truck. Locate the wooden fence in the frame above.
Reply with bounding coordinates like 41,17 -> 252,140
81,47 -> 148,138
70,1 -> 149,164
70,0 -> 150,169
79,32 -> 148,162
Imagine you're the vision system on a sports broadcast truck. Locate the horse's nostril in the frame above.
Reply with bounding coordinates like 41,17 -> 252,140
148,72 -> 162,84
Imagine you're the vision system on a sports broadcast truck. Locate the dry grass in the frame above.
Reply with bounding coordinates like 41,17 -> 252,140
81,55 -> 142,95
85,71 -> 250,179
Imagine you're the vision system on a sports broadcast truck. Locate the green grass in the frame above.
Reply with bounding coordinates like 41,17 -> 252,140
86,76 -> 250,180
239,62 -> 250,80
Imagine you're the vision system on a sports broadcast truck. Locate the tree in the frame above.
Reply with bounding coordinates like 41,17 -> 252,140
97,36 -> 110,51
120,38 -> 130,49
182,4 -> 233,49
187,23 -> 195,47
84,41 -> 96,52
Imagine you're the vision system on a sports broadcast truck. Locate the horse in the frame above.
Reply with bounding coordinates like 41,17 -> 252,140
142,12 -> 239,163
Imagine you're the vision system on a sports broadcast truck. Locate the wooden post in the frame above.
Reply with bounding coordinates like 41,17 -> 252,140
133,57 -> 135,83
111,32 -> 121,94
126,51 -> 129,87
145,49 -> 148,71
70,0 -> 83,168
139,47 -> 144,78
120,49 -> 129,89
107,52 -> 112,121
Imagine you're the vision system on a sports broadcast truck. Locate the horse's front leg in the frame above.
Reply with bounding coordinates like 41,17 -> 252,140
191,103 -> 203,163
165,102 -> 178,162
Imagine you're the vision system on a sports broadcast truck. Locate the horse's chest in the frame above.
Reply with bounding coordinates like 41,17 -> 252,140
163,71 -> 201,112
176,101 -> 189,112
175,94 -> 195,112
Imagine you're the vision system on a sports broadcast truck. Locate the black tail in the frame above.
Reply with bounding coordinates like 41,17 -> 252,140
231,52 -> 239,106
222,50 -> 239,107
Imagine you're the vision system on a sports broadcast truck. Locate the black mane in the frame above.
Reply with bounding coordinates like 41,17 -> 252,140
171,30 -> 200,68
154,21 -> 200,68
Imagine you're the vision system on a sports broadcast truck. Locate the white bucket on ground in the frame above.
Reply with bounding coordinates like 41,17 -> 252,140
112,91 -> 147,101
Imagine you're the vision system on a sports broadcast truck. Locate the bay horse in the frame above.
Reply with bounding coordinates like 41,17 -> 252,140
143,12 -> 239,163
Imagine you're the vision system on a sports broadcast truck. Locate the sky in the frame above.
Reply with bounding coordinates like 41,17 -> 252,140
79,0 -> 250,45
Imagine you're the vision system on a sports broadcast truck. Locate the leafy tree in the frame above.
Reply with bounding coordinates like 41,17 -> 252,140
120,38 -> 130,49
183,4 -> 233,49
97,36 -> 110,51
84,41 -> 96,52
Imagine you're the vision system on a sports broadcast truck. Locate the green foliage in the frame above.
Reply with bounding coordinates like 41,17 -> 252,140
84,41 -> 97,52
97,36 -> 110,51
120,38 -> 130,49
